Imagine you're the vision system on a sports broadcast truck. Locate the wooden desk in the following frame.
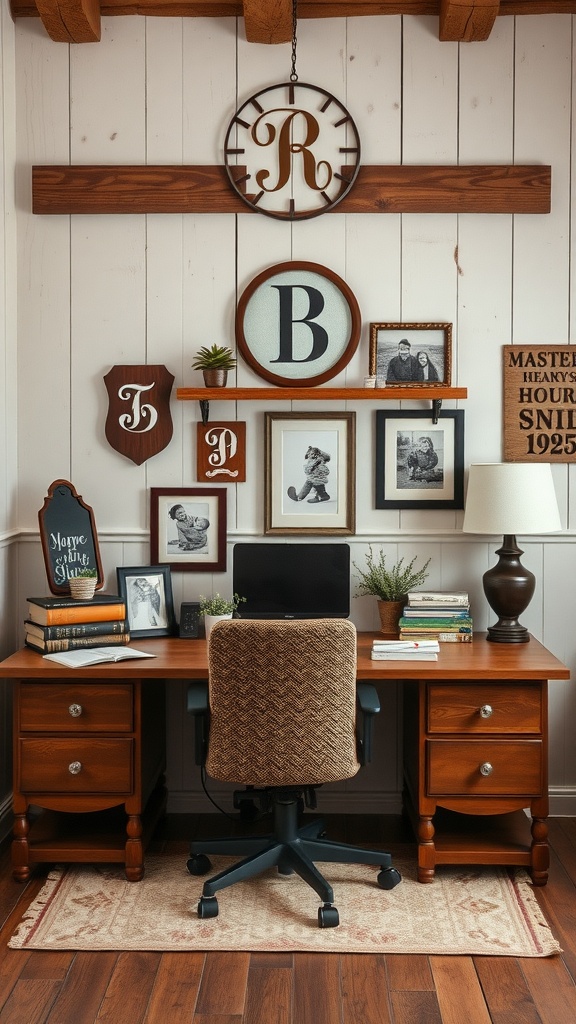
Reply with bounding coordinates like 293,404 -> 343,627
0,633 -> 570,884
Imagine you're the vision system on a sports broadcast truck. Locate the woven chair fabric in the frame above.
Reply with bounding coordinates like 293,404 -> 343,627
205,618 -> 360,788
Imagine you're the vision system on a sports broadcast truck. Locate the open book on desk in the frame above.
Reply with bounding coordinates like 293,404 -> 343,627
42,647 -> 156,668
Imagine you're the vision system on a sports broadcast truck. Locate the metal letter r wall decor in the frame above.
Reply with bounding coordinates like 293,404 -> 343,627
103,364 -> 175,465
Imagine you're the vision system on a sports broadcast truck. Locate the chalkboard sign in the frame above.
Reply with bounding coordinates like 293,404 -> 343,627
38,480 -> 104,595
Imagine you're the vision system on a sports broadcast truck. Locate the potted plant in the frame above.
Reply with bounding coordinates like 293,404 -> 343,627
192,344 -> 237,388
199,592 -> 246,638
69,568 -> 98,601
353,547 -> 431,635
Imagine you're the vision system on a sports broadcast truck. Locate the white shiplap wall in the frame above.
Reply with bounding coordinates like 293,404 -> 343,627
1,14 -> 575,818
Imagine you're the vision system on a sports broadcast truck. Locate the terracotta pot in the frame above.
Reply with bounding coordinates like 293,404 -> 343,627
377,599 -> 405,637
69,577 -> 97,600
202,369 -> 228,387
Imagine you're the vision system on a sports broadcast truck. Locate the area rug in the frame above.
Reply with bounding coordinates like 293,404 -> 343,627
8,855 -> 561,956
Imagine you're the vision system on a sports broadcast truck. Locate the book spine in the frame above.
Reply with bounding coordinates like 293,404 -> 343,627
407,594 -> 469,605
25,633 -> 130,653
399,631 -> 473,642
25,619 -> 128,640
370,653 -> 438,661
399,618 -> 473,628
29,603 -> 126,625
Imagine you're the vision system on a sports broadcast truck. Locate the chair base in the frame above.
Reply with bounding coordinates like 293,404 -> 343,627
188,792 -> 401,923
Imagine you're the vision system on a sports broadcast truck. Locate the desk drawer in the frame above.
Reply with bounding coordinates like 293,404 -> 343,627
19,683 -> 133,732
427,683 -> 542,735
427,739 -> 543,796
19,739 -> 133,793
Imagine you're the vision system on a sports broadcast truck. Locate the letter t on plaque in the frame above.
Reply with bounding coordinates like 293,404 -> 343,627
197,422 -> 246,482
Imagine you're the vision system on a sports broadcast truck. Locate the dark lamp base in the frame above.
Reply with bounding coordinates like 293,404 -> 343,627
487,622 -> 530,643
483,534 -> 535,644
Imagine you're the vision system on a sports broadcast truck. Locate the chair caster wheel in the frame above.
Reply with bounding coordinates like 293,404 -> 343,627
198,896 -> 219,918
318,903 -> 339,928
377,866 -> 402,890
187,854 -> 212,876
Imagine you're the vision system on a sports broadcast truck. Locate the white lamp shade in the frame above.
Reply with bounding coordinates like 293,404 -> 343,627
462,463 -> 561,535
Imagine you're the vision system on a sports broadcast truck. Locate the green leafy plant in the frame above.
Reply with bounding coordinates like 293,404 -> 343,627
192,344 -> 237,371
199,592 -> 246,616
353,547 -> 431,602
74,568 -> 97,578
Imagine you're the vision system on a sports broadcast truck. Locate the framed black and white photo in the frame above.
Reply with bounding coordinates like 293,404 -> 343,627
116,565 -> 176,639
375,410 -> 464,509
265,411 -> 356,535
369,323 -> 452,387
150,487 -> 226,572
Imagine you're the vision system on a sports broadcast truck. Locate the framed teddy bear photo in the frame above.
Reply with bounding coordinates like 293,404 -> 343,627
149,487 -> 227,571
264,412 -> 356,536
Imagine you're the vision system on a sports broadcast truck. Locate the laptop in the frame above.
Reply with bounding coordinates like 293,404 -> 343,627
233,542 -> 350,620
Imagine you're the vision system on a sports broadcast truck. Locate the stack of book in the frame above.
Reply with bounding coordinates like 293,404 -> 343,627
371,639 -> 440,661
24,593 -> 129,654
399,590 -> 473,643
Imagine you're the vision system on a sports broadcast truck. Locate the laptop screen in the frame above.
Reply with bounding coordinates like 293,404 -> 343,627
233,542 -> 350,620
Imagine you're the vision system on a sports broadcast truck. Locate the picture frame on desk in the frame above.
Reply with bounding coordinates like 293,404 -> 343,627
369,322 -> 452,387
150,487 -> 227,572
116,565 -> 176,639
264,411 -> 356,535
375,409 -> 465,510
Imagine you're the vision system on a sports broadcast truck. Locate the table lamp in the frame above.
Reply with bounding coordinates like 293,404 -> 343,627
462,463 -> 561,643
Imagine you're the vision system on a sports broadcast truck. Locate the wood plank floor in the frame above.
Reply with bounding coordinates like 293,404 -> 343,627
0,813 -> 576,1023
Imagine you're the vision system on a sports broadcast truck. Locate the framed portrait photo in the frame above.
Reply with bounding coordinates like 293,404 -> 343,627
116,565 -> 176,639
264,411 -> 356,535
375,410 -> 464,509
150,487 -> 227,572
369,323 -> 452,387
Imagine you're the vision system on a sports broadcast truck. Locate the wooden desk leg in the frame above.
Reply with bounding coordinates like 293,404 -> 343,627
530,816 -> 549,886
11,812 -> 31,882
417,814 -> 436,883
125,813 -> 144,882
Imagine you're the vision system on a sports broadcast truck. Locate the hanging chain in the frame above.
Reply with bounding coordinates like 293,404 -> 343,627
290,0 -> 298,82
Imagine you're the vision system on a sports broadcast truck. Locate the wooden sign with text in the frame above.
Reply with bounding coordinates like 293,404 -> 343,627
503,345 -> 576,461
197,421 -> 246,482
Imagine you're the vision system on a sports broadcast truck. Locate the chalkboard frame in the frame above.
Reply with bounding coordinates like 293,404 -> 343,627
38,479 -> 105,595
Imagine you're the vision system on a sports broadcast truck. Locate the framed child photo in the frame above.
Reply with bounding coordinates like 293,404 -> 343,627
150,487 -> 227,572
116,565 -> 176,639
375,410 -> 464,509
264,411 -> 356,535
369,323 -> 452,387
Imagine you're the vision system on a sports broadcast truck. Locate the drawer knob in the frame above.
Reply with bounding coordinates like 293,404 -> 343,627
68,703 -> 83,718
479,762 -> 493,777
479,704 -> 493,719
68,761 -> 83,775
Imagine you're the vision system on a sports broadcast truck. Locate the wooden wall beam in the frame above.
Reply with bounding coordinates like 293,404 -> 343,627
34,0 -> 100,41
32,163 -> 551,215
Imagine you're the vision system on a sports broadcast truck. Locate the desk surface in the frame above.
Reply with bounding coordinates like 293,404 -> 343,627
0,633 -> 570,680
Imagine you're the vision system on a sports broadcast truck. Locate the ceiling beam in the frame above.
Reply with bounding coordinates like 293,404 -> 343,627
439,0 -> 500,41
243,0 -> 292,43
9,0 -> 576,45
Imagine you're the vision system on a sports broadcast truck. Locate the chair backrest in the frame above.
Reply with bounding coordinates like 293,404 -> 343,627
206,618 -> 360,788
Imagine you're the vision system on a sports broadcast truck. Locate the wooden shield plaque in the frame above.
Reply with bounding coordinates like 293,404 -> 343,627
104,364 -> 175,465
197,421 -> 246,482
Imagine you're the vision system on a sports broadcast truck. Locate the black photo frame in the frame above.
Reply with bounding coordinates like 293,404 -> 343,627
375,410 -> 464,509
116,565 -> 176,639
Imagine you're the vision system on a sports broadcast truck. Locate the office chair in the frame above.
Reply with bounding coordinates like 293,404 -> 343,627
186,618 -> 401,928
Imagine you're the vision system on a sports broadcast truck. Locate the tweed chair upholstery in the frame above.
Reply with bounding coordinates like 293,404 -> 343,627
206,618 -> 360,788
